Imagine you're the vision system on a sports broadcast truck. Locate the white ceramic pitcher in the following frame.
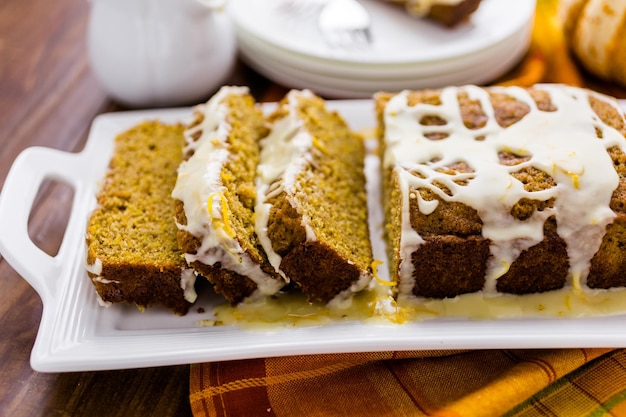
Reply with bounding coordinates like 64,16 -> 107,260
87,0 -> 236,107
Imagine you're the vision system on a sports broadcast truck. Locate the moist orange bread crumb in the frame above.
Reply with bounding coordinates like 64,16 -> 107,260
86,121 -> 195,315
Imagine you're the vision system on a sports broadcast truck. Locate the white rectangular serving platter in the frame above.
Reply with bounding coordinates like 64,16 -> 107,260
2,99 -> 626,373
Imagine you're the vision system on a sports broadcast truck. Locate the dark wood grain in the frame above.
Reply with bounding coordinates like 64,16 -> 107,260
0,0 -> 196,416
0,1 -> 270,416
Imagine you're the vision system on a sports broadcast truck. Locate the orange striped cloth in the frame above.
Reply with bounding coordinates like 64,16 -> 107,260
190,1 -> 626,416
190,348 -> 626,416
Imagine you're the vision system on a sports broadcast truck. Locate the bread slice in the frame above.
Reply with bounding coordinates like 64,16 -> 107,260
255,90 -> 374,306
86,121 -> 196,315
173,86 -> 284,305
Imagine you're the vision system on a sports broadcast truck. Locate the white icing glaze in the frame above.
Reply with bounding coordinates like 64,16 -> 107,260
92,276 -> 119,284
211,283 -> 626,326
172,86 -> 284,298
95,292 -> 113,308
85,257 -> 103,276
255,89 -> 318,275
180,268 -> 198,303
382,85 -> 626,299
86,257 -> 120,284
327,271 -> 375,309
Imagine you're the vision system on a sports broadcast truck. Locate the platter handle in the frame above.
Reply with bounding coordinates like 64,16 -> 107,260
0,146 -> 90,303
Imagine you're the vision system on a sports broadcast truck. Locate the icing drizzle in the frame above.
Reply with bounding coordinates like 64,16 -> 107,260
255,89 -> 318,276
255,89 -> 372,304
172,86 -> 284,299
382,85 -> 626,298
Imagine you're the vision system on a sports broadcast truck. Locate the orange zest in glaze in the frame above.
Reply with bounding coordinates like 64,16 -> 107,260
207,192 -> 236,237
371,260 -> 395,287
495,260 -> 511,279
373,296 -> 410,324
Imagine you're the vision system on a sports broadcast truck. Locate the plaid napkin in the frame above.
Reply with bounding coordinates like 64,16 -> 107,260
191,348 -> 626,416
190,1 -> 626,416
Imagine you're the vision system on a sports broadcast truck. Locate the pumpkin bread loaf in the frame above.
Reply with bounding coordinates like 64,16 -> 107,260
376,85 -> 626,302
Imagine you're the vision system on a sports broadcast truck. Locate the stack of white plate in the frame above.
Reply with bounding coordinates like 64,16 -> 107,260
229,0 -> 536,98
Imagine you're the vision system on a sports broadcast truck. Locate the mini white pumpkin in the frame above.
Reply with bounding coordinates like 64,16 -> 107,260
560,0 -> 626,87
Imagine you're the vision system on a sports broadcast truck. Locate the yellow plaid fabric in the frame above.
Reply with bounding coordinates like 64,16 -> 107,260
190,349 -> 623,416
190,1 -> 626,416
505,350 -> 626,417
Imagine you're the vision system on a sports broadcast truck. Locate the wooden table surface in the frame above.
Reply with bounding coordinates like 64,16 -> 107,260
0,0 -> 289,416
3,0 -> 626,416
